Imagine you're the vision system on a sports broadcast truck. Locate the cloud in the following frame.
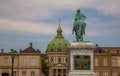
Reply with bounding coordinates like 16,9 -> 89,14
0,16 -> 120,37
86,18 -> 120,36
0,0 -> 120,52
0,0 -> 120,37
0,0 -> 120,22
0,18 -> 57,34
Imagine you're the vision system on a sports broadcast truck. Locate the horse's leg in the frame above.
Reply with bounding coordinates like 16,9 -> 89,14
80,34 -> 83,41
81,35 -> 83,41
76,36 -> 79,41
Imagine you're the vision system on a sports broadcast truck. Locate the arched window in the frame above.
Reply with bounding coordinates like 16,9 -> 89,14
51,57 -> 54,63
66,57 -> 68,63
58,56 -> 61,63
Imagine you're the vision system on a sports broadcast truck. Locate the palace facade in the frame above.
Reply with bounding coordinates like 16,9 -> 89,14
0,43 -> 42,76
94,46 -> 120,76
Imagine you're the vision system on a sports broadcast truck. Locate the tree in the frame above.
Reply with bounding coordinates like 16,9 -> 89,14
42,58 -> 49,76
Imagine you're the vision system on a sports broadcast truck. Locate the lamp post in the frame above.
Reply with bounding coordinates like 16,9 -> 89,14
10,49 -> 16,76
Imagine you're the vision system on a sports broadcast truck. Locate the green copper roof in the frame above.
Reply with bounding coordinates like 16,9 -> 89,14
46,23 -> 70,53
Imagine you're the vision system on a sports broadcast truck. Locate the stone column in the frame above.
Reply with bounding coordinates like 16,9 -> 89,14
61,69 -> 63,76
56,69 -> 58,76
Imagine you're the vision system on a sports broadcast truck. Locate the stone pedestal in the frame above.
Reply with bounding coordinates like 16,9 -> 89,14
68,41 -> 96,76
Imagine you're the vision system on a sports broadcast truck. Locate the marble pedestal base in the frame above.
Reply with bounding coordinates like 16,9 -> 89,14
68,41 -> 97,76
69,71 -> 96,76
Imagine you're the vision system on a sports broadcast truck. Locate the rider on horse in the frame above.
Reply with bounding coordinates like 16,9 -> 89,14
72,9 -> 86,41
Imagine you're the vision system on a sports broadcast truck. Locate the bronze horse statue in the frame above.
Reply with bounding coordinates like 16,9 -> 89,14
72,9 -> 86,41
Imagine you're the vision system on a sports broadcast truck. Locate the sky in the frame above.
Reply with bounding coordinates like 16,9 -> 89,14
0,0 -> 120,53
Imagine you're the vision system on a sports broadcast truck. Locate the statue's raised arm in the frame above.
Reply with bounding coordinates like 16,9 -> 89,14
72,9 -> 86,41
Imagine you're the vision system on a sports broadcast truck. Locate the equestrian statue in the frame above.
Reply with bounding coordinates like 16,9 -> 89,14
72,9 -> 86,41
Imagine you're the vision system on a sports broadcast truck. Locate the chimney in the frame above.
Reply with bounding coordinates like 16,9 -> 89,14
117,50 -> 119,53
107,50 -> 110,53
96,44 -> 99,48
20,49 -> 22,52
1,49 -> 4,53
30,42 -> 32,47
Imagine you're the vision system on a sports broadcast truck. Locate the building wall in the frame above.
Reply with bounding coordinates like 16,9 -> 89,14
0,53 -> 41,76
47,53 -> 68,76
94,53 -> 120,76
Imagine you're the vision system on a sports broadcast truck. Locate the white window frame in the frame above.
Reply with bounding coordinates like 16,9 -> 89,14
95,70 -> 99,76
22,71 -> 26,76
103,58 -> 107,66
31,57 -> 36,65
31,71 -> 35,76
112,71 -> 117,76
112,58 -> 117,67
4,57 -> 8,65
103,71 -> 108,76
94,58 -> 99,66
22,57 -> 26,65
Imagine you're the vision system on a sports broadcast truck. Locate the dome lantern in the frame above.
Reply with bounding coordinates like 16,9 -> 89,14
46,21 -> 70,53
56,20 -> 63,38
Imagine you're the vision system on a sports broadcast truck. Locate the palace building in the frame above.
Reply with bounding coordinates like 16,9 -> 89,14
0,43 -> 42,76
45,23 -> 70,76
94,46 -> 120,76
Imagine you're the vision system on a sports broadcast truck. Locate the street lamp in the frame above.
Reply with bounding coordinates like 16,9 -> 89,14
10,49 -> 16,76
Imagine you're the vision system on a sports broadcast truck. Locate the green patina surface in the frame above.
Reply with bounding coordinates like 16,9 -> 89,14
74,55 -> 90,70
72,9 -> 86,41
46,23 -> 70,52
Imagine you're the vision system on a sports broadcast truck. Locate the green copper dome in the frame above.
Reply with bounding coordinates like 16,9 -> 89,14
46,23 -> 70,53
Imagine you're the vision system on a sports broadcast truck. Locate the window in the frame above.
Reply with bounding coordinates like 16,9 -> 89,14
66,57 -> 68,63
53,69 -> 56,73
63,69 -> 66,76
58,74 -> 61,76
4,57 -> 8,65
49,57 -> 51,63
31,57 -> 36,65
58,69 -> 61,73
95,70 -> 99,76
112,71 -> 117,76
14,58 -> 17,65
13,71 -> 16,76
51,57 -> 54,63
22,57 -> 26,65
58,56 -> 61,63
112,58 -> 117,67
53,69 -> 56,76
103,71 -> 108,76
22,71 -> 26,76
94,58 -> 99,66
31,71 -> 35,76
103,58 -> 107,66
63,69 -> 66,73
53,74 -> 55,76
